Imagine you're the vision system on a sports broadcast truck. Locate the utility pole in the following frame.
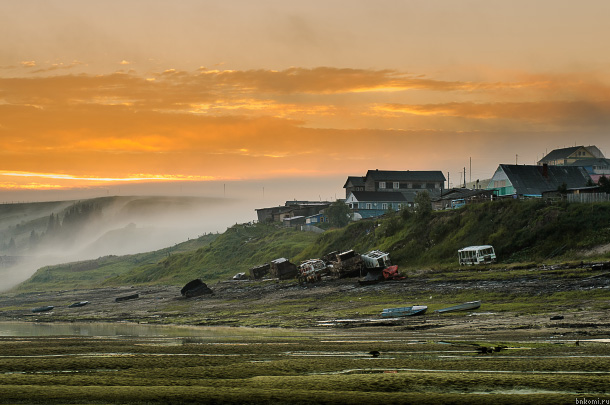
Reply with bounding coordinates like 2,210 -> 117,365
447,172 -> 450,190
516,154 -> 518,165
463,167 -> 466,188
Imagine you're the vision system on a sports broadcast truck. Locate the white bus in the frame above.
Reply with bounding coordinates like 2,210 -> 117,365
458,245 -> 496,265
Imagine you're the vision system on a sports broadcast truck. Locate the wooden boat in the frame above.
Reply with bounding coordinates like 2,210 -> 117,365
31,305 -> 54,313
434,300 -> 481,314
381,305 -> 427,318
115,293 -> 139,302
68,301 -> 89,308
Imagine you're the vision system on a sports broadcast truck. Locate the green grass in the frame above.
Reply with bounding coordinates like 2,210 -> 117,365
15,199 -> 610,293
0,335 -> 608,404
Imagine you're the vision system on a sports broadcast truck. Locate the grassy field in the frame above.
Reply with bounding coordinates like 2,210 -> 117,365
0,329 -> 608,404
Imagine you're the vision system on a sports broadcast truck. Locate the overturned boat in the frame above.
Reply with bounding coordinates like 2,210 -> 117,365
181,279 -> 213,298
32,305 -> 54,313
68,301 -> 90,308
381,305 -> 427,318
434,300 -> 481,314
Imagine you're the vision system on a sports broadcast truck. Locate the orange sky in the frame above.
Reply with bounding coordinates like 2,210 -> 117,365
1,0 -> 610,199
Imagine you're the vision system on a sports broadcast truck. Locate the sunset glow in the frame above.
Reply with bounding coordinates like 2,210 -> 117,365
2,1 -> 609,197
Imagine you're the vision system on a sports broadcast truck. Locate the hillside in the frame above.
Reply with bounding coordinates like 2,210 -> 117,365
14,198 -> 610,292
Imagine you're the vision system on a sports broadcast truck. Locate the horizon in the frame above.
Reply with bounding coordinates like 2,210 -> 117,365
2,1 -> 610,199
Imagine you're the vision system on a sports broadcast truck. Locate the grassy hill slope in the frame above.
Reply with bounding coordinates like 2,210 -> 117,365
14,199 -> 610,292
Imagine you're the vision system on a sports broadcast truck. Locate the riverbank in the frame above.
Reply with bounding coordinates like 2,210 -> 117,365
1,262 -> 609,340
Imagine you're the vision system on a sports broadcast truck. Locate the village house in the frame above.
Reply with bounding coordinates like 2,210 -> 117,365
538,145 -> 605,166
345,191 -> 408,219
486,164 -> 592,198
255,201 -> 331,223
343,169 -> 446,218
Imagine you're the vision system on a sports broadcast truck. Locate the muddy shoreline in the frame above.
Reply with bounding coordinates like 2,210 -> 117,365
1,266 -> 609,342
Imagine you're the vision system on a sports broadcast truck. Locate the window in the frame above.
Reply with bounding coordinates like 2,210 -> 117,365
366,203 -> 372,209
382,203 -> 388,210
393,182 -> 399,189
379,182 -> 386,189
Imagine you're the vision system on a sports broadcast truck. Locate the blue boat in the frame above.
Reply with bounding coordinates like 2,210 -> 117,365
381,305 -> 427,318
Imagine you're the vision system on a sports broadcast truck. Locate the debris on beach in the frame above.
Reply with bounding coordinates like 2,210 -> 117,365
181,279 -> 213,297
115,293 -> 139,302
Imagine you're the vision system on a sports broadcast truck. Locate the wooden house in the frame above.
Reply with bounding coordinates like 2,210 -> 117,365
487,164 -> 592,198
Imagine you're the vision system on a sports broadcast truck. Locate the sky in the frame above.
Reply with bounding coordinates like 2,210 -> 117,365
2,0 -> 610,204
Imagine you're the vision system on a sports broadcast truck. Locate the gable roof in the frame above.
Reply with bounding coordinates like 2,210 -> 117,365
539,146 -> 582,163
566,158 -> 610,168
343,176 -> 365,188
538,145 -> 605,164
498,164 -> 591,196
365,170 -> 446,182
348,191 -> 408,202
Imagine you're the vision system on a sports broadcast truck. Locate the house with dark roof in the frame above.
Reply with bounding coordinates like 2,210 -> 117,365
343,176 -> 366,198
566,158 -> 610,176
255,201 -> 331,223
345,191 -> 408,219
487,164 -> 592,197
362,169 -> 446,196
342,169 -> 446,218
538,145 -> 604,166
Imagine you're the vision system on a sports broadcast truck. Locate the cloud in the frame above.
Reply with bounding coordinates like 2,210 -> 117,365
1,66 -> 609,190
374,100 -> 610,127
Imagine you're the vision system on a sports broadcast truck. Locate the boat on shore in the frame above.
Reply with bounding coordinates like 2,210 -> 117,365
31,305 -> 54,313
381,305 -> 427,318
434,300 -> 481,314
68,301 -> 89,308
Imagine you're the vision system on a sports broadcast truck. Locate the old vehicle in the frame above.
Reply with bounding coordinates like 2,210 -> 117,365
381,305 -> 427,318
298,259 -> 327,283
434,300 -> 481,314
270,258 -> 298,280
249,263 -> 270,279
458,245 -> 496,265
361,250 -> 391,269
329,250 -> 364,278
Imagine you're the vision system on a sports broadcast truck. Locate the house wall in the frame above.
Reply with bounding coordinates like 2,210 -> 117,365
487,167 -> 515,196
364,178 -> 441,192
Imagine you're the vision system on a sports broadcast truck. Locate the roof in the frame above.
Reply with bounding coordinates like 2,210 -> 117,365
459,245 -> 494,252
497,164 -> 591,196
343,176 -> 366,188
438,188 -> 494,200
348,191 -> 408,202
365,170 -> 446,182
566,158 -> 610,168
539,146 -> 582,163
539,145 -> 605,164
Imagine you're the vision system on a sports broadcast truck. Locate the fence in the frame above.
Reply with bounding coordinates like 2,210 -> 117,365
567,193 -> 610,203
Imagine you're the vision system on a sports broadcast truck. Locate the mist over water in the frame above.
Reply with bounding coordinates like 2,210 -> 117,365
0,195 -> 256,291
0,176 -> 344,291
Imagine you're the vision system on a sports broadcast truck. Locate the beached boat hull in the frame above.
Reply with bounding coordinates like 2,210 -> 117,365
435,300 -> 481,313
381,305 -> 427,318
